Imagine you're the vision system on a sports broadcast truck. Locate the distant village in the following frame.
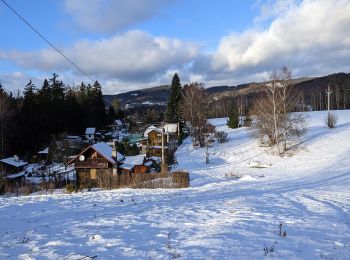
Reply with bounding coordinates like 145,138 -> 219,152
0,117 -> 188,194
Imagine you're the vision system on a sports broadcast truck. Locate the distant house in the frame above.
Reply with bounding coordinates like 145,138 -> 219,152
85,128 -> 96,143
163,123 -> 179,136
147,129 -> 164,146
37,147 -> 49,161
68,142 -> 125,188
163,123 -> 181,148
0,155 -> 28,175
65,135 -> 82,144
118,155 -> 151,175
143,125 -> 159,138
111,119 -> 123,131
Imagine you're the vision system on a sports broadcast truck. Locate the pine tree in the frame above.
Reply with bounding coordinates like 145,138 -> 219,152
227,107 -> 239,128
20,80 -> 41,155
91,80 -> 107,128
165,73 -> 182,123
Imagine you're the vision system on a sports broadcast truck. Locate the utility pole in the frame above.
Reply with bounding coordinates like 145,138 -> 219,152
205,142 -> 209,164
161,125 -> 166,174
325,84 -> 332,114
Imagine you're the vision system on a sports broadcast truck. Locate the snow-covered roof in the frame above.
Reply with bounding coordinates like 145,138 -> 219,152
85,128 -> 96,135
119,163 -> 135,170
148,146 -> 168,149
163,123 -> 178,133
0,157 -> 28,167
144,125 -> 161,137
92,142 -> 125,164
144,161 -> 153,167
149,156 -> 161,163
66,135 -> 81,140
113,119 -> 123,126
123,155 -> 145,166
38,147 -> 49,154
6,171 -> 25,179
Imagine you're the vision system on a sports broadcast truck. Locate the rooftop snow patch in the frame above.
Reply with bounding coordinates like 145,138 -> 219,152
0,157 -> 28,167
113,120 -> 123,126
163,123 -> 178,133
38,147 -> 49,154
92,142 -> 125,164
85,128 -> 96,135
123,155 -> 146,166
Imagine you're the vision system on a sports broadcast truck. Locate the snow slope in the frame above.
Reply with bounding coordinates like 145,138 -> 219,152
1,110 -> 350,259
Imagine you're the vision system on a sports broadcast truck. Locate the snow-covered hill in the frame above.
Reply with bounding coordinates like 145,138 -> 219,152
1,110 -> 350,259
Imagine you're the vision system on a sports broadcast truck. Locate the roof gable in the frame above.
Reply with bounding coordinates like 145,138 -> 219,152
113,119 -> 123,126
68,142 -> 125,165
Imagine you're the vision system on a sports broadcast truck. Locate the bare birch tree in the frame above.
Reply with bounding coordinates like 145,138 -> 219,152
181,82 -> 210,147
253,67 -> 307,154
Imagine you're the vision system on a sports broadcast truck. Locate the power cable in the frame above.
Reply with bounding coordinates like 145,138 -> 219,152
1,0 -> 114,95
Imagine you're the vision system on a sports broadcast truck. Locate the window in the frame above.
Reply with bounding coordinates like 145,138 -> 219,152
90,169 -> 97,179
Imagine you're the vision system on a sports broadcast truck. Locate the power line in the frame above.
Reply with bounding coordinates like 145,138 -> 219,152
1,0 -> 114,95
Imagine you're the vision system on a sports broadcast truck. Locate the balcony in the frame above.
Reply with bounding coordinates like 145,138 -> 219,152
74,158 -> 109,169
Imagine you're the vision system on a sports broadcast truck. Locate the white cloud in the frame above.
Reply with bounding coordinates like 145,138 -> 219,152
0,71 -> 44,94
0,30 -> 198,85
63,0 -> 175,33
195,0 -> 350,82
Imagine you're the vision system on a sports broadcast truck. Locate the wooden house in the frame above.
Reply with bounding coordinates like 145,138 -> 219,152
111,119 -> 128,132
68,142 -> 125,189
163,123 -> 180,141
0,155 -> 28,175
118,155 -> 151,175
85,128 -> 96,143
147,129 -> 164,146
37,147 -> 49,161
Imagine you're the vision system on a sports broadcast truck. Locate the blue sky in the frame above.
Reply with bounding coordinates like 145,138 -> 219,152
0,0 -> 349,94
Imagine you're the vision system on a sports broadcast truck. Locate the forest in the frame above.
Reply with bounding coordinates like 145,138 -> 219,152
0,74 -> 115,159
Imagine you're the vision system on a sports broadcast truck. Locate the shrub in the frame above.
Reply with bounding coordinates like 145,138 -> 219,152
172,171 -> 190,188
65,183 -> 76,193
22,182 -> 35,195
325,112 -> 337,128
215,131 -> 228,143
39,180 -> 55,194
0,177 -> 6,195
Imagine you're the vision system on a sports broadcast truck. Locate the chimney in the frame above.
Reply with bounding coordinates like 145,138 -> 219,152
112,139 -> 118,160
14,155 -> 19,162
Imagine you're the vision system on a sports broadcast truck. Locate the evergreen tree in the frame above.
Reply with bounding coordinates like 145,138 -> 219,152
165,73 -> 182,123
90,80 -> 107,128
19,80 -> 41,155
64,88 -> 83,133
107,105 -> 116,124
227,107 -> 239,128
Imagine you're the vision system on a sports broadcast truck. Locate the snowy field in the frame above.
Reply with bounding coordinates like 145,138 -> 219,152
1,110 -> 350,259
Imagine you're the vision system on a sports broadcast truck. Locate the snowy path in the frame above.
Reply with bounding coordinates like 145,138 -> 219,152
1,110 -> 350,259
